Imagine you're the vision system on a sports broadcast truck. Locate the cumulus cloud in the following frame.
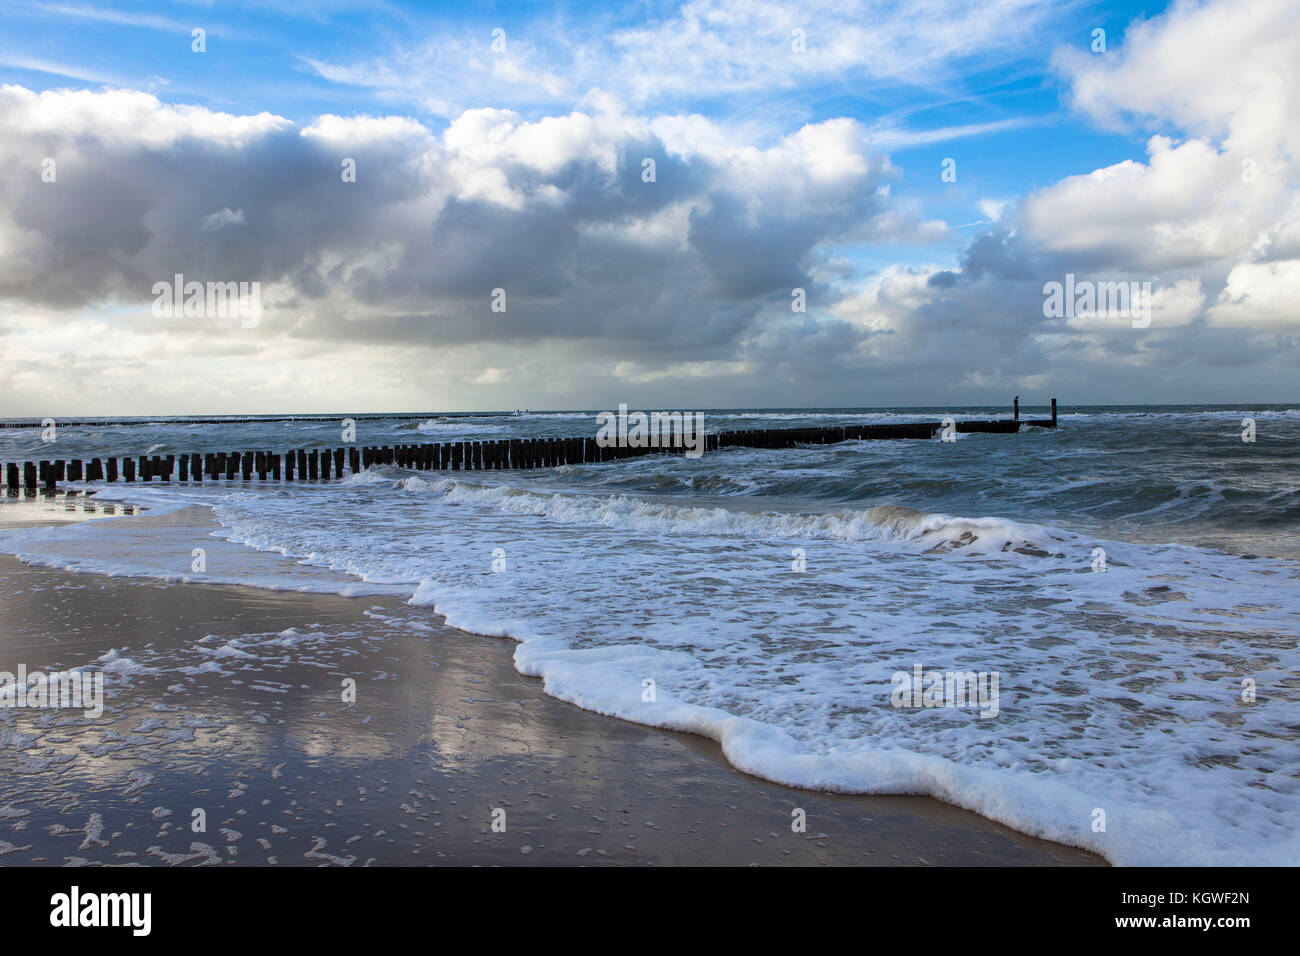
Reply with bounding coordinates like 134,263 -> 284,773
1026,0 -> 1300,277
0,83 -> 928,410
835,0 -> 1300,393
2,0 -> 1297,413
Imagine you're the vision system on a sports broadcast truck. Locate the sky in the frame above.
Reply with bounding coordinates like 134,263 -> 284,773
0,0 -> 1296,414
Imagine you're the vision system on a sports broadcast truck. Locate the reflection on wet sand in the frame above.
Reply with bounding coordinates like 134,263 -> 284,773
0,491 -> 137,529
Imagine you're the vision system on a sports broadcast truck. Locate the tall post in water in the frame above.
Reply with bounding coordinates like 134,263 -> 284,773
1013,396 -> 1019,421
1051,398 -> 1057,426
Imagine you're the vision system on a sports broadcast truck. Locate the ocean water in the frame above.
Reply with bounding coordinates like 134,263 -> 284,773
1,405 -> 1297,865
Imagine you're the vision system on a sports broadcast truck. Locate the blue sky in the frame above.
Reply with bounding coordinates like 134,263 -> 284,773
0,0 -> 1296,413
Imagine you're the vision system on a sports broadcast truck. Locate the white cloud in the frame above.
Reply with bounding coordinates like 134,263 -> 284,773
1024,0 -> 1300,277
1209,260 -> 1300,329
305,0 -> 1058,115
201,208 -> 246,232
0,85 -> 288,150
470,367 -> 508,385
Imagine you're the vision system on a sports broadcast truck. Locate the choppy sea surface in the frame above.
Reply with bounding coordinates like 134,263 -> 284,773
1,405 -> 1297,865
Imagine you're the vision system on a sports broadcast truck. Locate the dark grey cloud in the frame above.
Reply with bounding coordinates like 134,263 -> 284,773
0,88 -> 906,369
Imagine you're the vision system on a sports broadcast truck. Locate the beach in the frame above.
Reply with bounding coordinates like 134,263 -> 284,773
0,502 -> 1102,867
2,0 -> 1299,892
0,406 -> 1296,868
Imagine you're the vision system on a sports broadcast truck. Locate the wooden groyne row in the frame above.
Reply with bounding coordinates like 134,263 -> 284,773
1,402 -> 1057,493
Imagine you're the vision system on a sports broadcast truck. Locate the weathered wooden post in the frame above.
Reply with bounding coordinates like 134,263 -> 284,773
1051,398 -> 1057,426
106,457 -> 118,482
1014,396 -> 1019,421
25,462 -> 37,491
6,462 -> 18,492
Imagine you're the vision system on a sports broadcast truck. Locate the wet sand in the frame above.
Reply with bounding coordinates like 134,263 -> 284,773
0,496 -> 1104,867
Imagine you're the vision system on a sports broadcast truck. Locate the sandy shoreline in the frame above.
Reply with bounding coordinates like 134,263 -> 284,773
0,497 -> 1103,866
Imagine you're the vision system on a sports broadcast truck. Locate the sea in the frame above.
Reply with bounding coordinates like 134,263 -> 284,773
1,404 -> 1296,865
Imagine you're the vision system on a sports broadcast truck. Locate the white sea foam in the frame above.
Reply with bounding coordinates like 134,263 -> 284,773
415,419 -> 510,434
